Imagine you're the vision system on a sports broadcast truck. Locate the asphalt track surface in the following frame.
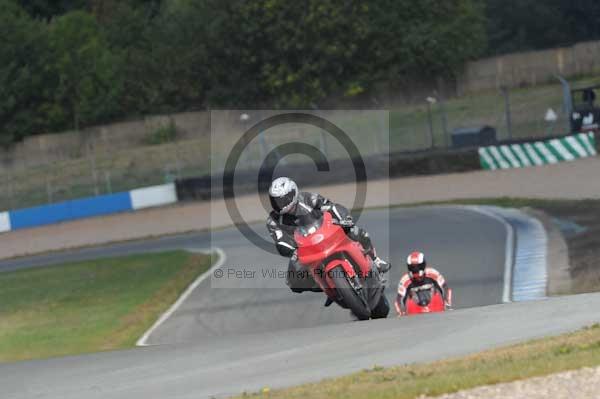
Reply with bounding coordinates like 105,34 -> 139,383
3,207 -> 598,398
0,207 -> 507,341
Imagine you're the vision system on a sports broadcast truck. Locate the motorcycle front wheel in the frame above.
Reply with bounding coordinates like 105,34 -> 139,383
370,294 -> 390,319
330,266 -> 371,320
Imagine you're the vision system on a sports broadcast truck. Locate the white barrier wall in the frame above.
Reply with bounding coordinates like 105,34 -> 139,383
0,212 -> 11,233
130,183 -> 178,210
0,183 -> 179,234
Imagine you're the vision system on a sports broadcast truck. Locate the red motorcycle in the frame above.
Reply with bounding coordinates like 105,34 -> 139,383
404,284 -> 452,315
295,210 -> 389,320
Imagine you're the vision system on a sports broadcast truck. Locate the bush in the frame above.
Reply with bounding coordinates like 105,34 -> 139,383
145,120 -> 177,145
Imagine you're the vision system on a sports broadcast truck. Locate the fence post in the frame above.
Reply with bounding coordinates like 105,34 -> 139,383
375,111 -> 386,154
171,141 -> 182,180
437,95 -> 449,148
426,97 -> 436,148
105,171 -> 112,194
555,74 -> 573,134
319,129 -> 328,158
90,155 -> 99,196
46,174 -> 53,204
501,86 -> 513,140
257,130 -> 269,161
84,139 -> 100,196
6,173 -> 14,209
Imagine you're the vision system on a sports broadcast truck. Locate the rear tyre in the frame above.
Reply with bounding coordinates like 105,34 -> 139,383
371,294 -> 390,319
330,266 -> 371,320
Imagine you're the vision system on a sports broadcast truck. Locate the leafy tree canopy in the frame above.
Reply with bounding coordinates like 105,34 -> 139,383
10,0 -> 600,142
485,0 -> 600,55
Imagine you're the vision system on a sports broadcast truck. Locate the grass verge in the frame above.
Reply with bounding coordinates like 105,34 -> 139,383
236,324 -> 600,399
0,250 -> 213,363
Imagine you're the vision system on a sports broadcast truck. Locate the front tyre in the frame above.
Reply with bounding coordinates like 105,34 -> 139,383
330,266 -> 371,320
371,294 -> 390,319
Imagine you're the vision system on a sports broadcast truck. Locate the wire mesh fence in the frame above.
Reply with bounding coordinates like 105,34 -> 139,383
389,81 -> 569,153
0,78 -> 585,211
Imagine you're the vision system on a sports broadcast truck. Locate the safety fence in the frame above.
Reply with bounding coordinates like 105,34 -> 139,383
0,74 -> 589,212
0,130 -> 596,234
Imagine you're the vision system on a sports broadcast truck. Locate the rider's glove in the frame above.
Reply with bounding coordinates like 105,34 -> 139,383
291,249 -> 298,262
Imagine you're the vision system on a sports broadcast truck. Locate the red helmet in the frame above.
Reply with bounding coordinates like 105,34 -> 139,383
406,251 -> 426,280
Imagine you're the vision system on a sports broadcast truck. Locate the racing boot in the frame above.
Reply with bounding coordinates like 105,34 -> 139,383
373,256 -> 391,274
365,246 -> 391,274
355,228 -> 391,274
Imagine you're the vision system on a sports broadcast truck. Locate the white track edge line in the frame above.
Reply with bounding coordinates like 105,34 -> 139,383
460,206 -> 514,303
136,247 -> 226,347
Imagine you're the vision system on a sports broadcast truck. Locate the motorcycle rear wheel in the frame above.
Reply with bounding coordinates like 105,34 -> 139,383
330,266 -> 371,320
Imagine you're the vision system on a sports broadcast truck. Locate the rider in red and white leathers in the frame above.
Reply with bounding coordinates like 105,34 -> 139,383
395,251 -> 450,315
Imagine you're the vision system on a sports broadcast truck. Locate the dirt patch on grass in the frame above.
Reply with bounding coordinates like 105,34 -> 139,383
399,198 -> 600,294
515,200 -> 600,293
460,198 -> 600,293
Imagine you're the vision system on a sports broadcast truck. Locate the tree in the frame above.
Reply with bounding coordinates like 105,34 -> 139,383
45,10 -> 122,131
19,0 -> 88,20
0,0 -> 48,144
202,0 -> 486,107
134,0 -> 210,112
95,1 -> 158,115
0,0 -> 491,142
485,0 -> 600,55
364,0 -> 487,85
98,0 -> 209,114
254,1 -> 373,106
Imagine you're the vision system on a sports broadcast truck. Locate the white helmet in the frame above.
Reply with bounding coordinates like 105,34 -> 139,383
407,251 -> 426,280
269,177 -> 299,214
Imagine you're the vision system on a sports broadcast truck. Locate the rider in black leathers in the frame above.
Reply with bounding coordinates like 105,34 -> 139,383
266,177 -> 390,293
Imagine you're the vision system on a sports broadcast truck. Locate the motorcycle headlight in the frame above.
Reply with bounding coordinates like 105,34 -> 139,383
311,233 -> 324,244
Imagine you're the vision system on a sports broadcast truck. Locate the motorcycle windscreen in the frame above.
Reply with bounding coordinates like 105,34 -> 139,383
406,288 -> 445,314
295,211 -> 347,264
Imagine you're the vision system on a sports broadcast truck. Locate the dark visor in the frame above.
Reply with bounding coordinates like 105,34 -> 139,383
269,189 -> 297,212
408,263 -> 422,273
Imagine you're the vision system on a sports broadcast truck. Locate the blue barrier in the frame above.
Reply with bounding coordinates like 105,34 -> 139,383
10,192 -> 133,230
